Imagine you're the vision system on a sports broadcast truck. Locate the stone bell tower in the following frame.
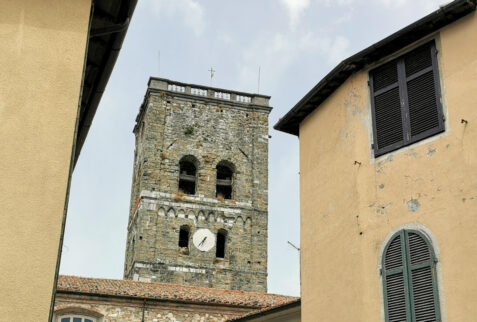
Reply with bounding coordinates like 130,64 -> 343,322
123,77 -> 271,292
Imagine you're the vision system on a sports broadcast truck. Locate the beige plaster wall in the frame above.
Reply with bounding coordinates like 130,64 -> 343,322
0,0 -> 91,320
299,11 -> 477,322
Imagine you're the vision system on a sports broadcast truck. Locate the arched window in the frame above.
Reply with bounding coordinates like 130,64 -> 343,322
59,317 -> 96,322
382,229 -> 441,322
54,306 -> 103,322
178,225 -> 190,249
216,161 -> 234,199
179,156 -> 198,195
216,229 -> 227,258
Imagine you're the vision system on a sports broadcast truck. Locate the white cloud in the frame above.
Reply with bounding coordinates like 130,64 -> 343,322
298,32 -> 350,64
149,0 -> 205,36
236,32 -> 293,92
217,32 -> 233,46
374,0 -> 445,9
281,0 -> 311,29
236,29 -> 349,93
323,35 -> 350,65
375,0 -> 413,7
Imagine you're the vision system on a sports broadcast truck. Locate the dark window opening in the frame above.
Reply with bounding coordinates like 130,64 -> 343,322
216,230 -> 227,258
370,41 -> 444,157
178,225 -> 190,248
179,159 -> 197,194
216,163 -> 233,199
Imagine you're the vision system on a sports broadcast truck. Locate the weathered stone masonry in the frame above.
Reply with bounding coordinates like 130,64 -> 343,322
124,78 -> 271,292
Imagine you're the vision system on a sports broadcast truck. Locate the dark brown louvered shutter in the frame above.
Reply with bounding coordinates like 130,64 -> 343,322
371,60 -> 405,156
403,43 -> 444,143
370,41 -> 444,157
383,234 -> 409,322
406,232 -> 440,322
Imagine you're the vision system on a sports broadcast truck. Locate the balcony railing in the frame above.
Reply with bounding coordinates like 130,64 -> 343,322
149,77 -> 270,107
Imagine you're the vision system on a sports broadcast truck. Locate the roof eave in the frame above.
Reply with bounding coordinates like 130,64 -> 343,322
274,0 -> 477,136
55,290 -> 261,309
73,0 -> 138,167
227,299 -> 301,321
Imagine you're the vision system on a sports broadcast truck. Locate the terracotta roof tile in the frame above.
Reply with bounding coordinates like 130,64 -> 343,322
57,275 -> 297,309
226,299 -> 301,321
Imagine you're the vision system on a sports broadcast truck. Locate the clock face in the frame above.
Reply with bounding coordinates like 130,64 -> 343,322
192,228 -> 216,252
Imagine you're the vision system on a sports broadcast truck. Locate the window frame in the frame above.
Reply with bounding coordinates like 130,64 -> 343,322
57,315 -> 97,322
369,40 -> 445,157
54,307 -> 103,322
382,229 -> 441,322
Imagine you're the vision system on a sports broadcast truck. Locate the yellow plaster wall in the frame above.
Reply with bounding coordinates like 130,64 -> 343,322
0,0 -> 91,320
299,12 -> 477,322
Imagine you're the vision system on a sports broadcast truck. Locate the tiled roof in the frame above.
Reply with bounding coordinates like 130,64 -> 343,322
57,275 -> 297,309
226,299 -> 301,321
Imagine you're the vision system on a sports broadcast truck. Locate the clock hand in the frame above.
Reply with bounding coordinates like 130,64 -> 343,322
198,236 -> 207,247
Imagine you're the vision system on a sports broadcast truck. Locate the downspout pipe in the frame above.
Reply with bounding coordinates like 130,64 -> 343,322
142,299 -> 146,322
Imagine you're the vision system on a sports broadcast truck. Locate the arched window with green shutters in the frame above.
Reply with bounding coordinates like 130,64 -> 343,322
382,229 -> 441,322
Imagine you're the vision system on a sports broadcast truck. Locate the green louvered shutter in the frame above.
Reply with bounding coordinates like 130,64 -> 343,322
384,233 -> 409,322
406,231 -> 441,322
383,230 -> 441,322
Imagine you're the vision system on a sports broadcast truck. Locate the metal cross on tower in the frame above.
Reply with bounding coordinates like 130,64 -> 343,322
208,67 -> 215,86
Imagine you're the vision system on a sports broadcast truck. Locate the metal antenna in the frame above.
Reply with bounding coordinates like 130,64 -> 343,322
287,241 -> 300,252
208,67 -> 215,86
158,50 -> 160,76
258,66 -> 261,93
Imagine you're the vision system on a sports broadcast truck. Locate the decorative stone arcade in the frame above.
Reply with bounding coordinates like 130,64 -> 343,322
124,77 -> 271,292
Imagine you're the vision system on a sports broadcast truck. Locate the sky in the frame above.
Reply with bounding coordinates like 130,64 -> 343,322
60,0 -> 450,297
